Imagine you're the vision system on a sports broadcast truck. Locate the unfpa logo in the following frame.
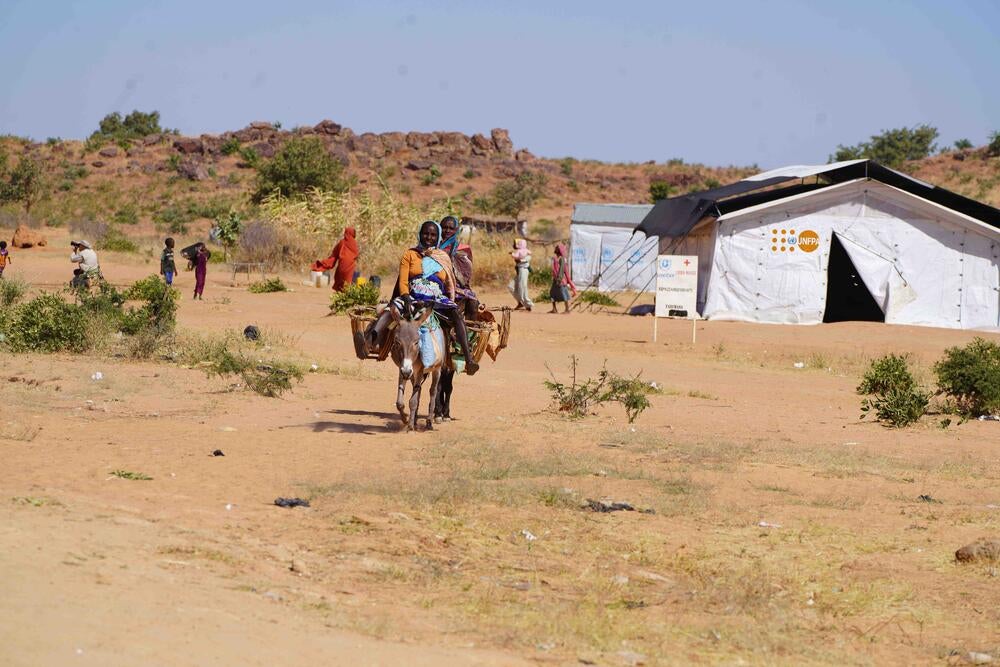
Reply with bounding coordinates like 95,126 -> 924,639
771,229 -> 819,253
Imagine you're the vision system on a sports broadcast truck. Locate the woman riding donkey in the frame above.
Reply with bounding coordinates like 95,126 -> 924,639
435,215 -> 479,420
367,220 -> 479,376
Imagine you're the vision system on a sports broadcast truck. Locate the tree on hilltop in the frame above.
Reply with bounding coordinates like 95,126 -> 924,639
251,136 -> 351,203
830,125 -> 939,168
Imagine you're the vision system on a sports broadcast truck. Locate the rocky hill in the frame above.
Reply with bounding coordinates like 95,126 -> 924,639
1,120 -> 997,242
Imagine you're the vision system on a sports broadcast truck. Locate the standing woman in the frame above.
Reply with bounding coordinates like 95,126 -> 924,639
549,243 -> 576,314
193,242 -> 211,300
509,239 -> 533,311
330,227 -> 359,291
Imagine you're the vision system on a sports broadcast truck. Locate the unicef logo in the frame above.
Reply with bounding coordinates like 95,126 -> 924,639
659,258 -> 672,270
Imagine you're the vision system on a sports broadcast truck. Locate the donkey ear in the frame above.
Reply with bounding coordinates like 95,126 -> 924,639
390,303 -> 402,322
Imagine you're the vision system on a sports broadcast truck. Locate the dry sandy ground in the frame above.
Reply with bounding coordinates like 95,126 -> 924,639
2,236 -> 1000,666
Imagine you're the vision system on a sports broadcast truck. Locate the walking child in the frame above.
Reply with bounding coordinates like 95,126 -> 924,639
0,241 -> 10,278
193,242 -> 210,300
160,238 -> 177,285
549,243 -> 576,313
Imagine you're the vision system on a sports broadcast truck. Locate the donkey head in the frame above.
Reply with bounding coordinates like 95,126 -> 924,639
391,301 -> 434,379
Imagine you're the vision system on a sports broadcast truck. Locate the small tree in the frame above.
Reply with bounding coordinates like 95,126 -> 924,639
987,131 -> 1000,158
934,337 -> 1000,417
830,125 -> 939,168
478,171 -> 547,218
88,110 -> 164,149
953,138 -> 973,151
213,211 -> 243,260
0,156 -> 44,213
251,136 -> 350,202
649,180 -> 674,202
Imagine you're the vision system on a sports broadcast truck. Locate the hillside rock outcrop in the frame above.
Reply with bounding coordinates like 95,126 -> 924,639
11,224 -> 47,248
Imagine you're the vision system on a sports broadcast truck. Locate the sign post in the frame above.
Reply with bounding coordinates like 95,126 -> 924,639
655,255 -> 699,344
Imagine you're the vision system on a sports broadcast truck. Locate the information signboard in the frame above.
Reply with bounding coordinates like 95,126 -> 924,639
655,255 -> 698,318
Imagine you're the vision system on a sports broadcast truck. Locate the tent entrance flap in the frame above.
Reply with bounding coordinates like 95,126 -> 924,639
823,234 -> 885,323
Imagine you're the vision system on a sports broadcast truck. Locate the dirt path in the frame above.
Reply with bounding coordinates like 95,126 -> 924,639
2,234 -> 1000,665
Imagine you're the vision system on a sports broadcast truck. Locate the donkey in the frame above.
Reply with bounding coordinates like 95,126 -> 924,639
390,301 -> 446,431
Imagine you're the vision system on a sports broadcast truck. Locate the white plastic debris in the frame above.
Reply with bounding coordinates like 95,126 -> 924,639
758,521 -> 782,528
91,371 -> 104,381
309,364 -> 319,372
225,503 -> 234,511
978,415 -> 1000,422
520,529 -> 537,541
793,362 -> 805,369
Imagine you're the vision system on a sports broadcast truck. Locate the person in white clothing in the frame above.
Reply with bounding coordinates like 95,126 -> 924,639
70,240 -> 101,287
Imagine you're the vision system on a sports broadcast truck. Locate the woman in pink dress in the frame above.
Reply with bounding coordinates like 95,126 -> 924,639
193,243 -> 210,300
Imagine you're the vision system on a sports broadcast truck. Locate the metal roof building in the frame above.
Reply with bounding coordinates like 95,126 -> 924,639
570,203 -> 658,292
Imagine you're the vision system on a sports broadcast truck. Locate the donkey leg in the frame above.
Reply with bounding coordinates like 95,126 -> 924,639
426,369 -> 440,430
396,372 -> 408,424
408,373 -> 423,431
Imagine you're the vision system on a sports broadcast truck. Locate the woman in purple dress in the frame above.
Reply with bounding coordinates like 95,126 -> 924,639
193,243 -> 210,300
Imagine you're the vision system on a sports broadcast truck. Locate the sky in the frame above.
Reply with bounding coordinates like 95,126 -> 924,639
1,0 -> 998,168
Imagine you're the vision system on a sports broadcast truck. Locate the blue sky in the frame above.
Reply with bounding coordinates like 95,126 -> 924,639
1,0 -> 997,167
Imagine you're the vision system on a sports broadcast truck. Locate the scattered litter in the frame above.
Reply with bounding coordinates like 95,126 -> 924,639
520,529 -> 537,541
648,381 -> 659,390
536,642 -> 556,651
611,574 -> 629,585
212,449 -> 225,457
219,426 -> 237,432
842,441 -> 859,446
978,415 -> 1000,422
274,497 -> 310,508
75,648 -> 84,656
585,499 -> 655,514
966,652 -> 994,665
243,325 -> 260,341
90,371 -> 104,381
225,503 -> 233,511
917,494 -> 942,503
758,521 -> 782,528
617,650 -> 647,666
793,362 -> 805,369
262,590 -> 284,602
309,363 -> 319,372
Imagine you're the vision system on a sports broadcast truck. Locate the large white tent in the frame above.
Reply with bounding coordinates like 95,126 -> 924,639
633,160 -> 1000,329
570,203 -> 656,292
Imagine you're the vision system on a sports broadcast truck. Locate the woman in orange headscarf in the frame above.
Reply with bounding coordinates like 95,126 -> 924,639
313,227 -> 359,291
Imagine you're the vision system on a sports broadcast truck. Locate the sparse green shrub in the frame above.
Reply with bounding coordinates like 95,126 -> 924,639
831,124 -> 939,167
858,353 -> 929,427
238,146 -> 260,168
153,204 -> 192,234
544,356 -> 658,423
934,337 -> 1000,417
99,226 -> 139,253
577,291 -> 620,307
0,276 -> 29,307
649,180 -> 673,202
112,204 -> 139,225
462,168 -> 475,179
0,292 -> 88,353
329,281 -> 379,313
860,386 -> 930,428
857,353 -> 915,394
120,275 -> 178,337
421,165 -> 442,186
248,277 -> 287,293
559,158 -> 575,176
220,136 -> 241,155
205,350 -> 303,397
110,469 -> 152,481
954,138 -> 973,151
529,264 -> 553,287
251,136 -> 350,202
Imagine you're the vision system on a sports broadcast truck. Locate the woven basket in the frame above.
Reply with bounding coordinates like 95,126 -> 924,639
348,305 -> 394,361
465,320 -> 494,366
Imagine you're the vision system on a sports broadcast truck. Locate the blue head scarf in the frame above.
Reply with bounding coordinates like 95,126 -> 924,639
439,215 -> 460,256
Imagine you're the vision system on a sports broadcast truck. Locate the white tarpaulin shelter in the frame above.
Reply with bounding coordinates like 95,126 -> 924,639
633,160 -> 1000,330
570,203 -> 656,292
